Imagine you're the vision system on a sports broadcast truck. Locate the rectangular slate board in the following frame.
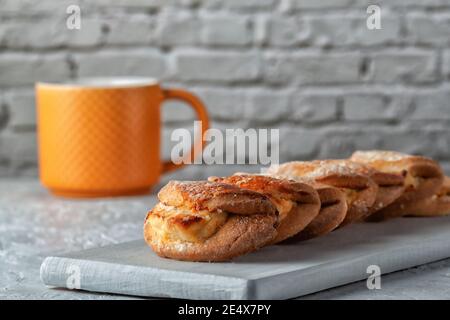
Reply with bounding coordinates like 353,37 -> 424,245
40,216 -> 450,299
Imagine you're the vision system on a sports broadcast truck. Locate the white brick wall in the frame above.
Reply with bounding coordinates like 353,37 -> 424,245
0,0 -> 449,177
201,15 -> 252,47
264,52 -> 362,85
75,50 -> 168,78
176,50 -> 261,82
369,50 -> 438,84
0,53 -> 70,87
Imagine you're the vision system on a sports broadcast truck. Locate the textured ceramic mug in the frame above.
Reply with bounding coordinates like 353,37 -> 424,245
36,77 -> 209,198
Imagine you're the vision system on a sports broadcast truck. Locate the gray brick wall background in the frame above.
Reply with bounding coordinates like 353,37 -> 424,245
0,0 -> 449,181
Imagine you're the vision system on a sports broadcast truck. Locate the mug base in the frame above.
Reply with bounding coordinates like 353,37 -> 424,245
48,187 -> 152,198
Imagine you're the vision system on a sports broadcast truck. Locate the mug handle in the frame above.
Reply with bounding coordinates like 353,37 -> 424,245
161,88 -> 210,173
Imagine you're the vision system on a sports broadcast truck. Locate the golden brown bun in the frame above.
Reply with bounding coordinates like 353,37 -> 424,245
158,180 -> 276,216
208,174 -> 321,244
144,212 -> 277,262
400,177 -> 450,217
366,171 -> 405,215
294,183 -> 348,241
268,160 -> 378,225
351,150 -> 444,221
327,159 -> 406,218
144,180 -> 278,262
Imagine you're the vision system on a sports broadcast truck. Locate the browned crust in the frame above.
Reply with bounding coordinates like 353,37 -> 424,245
370,171 -> 405,187
151,210 -> 204,228
337,161 -> 406,218
268,160 -> 378,225
400,177 -> 450,217
342,178 -> 378,225
145,180 -> 278,261
366,171 -> 405,215
368,184 -> 405,217
144,212 -> 277,262
351,151 -> 444,221
208,174 -> 321,244
293,183 -> 348,241
158,180 -> 276,216
403,196 -> 450,217
209,174 -> 319,204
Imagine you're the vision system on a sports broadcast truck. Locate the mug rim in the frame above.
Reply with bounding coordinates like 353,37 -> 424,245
36,77 -> 159,88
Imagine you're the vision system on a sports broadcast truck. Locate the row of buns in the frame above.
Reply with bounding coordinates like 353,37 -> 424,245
144,150 -> 450,262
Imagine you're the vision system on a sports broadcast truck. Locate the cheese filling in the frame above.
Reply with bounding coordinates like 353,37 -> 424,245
342,188 -> 360,206
368,163 -> 403,174
370,163 -> 422,190
270,197 -> 294,221
438,188 -> 450,198
148,203 -> 228,243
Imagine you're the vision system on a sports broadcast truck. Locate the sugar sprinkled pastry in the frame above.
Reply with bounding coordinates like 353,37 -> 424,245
351,150 -> 444,221
209,174 -> 321,244
397,177 -> 450,217
268,160 -> 378,226
144,180 -> 278,262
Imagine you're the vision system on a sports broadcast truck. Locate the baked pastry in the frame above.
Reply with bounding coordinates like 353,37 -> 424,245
350,150 -> 444,221
295,182 -> 348,241
400,177 -> 450,217
330,160 -> 406,218
362,168 -> 405,217
144,180 -> 278,262
208,174 -> 321,244
268,160 -> 378,225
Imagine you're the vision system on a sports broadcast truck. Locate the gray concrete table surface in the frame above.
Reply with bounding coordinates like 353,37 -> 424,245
1,178 -> 450,300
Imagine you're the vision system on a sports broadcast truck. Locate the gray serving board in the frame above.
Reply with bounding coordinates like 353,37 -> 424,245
40,216 -> 450,299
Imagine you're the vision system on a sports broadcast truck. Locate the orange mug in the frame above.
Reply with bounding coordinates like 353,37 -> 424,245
36,77 -> 209,198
